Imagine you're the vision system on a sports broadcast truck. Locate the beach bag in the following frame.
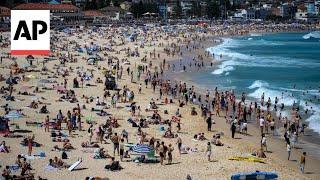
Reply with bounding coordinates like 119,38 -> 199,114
39,151 -> 46,157
62,151 -> 68,159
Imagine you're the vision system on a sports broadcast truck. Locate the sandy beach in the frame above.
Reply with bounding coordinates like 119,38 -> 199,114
1,23 -> 320,180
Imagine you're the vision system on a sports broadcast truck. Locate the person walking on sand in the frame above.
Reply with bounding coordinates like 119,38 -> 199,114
159,142 -> 165,165
259,117 -> 265,135
176,135 -> 182,154
287,143 -> 292,160
27,135 -> 35,156
206,142 -> 212,161
300,152 -> 306,173
167,144 -> 174,165
231,119 -> 237,139
88,124 -> 93,143
111,133 -> 120,156
261,134 -> 267,152
206,115 -> 212,131
119,139 -> 125,162
44,115 -> 49,132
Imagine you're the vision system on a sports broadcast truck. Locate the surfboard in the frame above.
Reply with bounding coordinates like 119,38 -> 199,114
68,159 -> 82,171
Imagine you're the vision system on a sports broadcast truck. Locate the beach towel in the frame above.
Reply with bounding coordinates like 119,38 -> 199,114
36,151 -> 46,157
124,143 -> 135,148
8,164 -> 20,172
26,121 -> 42,127
228,156 -> 265,163
44,165 -> 58,172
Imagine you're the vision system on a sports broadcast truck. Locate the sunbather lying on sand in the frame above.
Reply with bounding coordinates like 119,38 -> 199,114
48,157 -> 69,168
52,142 -> 74,151
81,141 -> 99,148
94,148 -> 111,159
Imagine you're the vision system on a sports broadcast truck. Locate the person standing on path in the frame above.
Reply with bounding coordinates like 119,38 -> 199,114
287,143 -> 292,160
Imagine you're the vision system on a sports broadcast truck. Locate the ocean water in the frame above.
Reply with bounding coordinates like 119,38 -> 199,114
185,31 -> 320,133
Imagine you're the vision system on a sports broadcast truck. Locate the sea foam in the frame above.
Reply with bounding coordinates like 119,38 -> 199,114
303,31 -> 320,39
248,80 -> 269,89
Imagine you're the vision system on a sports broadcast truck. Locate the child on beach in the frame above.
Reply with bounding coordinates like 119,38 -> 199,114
167,144 -> 174,165
261,134 -> 267,152
206,142 -> 212,161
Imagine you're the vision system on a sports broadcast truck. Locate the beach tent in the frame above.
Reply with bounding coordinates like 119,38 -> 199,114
132,144 -> 152,154
231,171 -> 278,180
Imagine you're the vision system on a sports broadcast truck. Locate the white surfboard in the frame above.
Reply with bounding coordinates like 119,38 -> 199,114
68,159 -> 82,171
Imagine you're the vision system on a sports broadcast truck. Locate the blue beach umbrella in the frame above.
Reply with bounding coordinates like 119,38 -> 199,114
132,144 -> 152,154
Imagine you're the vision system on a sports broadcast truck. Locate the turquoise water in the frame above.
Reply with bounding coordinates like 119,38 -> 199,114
185,31 -> 320,133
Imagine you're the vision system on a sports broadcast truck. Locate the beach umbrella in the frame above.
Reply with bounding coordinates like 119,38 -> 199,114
4,111 -> 23,120
132,144 -> 152,154
26,55 -> 35,60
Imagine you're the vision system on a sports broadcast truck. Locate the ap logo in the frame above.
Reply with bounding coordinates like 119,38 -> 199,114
11,10 -> 50,55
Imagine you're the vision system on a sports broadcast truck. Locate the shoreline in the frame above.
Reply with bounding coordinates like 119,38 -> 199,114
163,31 -> 320,177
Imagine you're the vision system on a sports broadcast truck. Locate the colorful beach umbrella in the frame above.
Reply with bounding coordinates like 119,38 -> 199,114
132,144 -> 152,154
